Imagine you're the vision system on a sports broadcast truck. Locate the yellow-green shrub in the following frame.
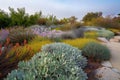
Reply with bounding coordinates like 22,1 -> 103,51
108,28 -> 120,34
27,36 -> 52,53
84,31 -> 98,39
55,23 -> 82,31
7,46 -> 34,61
55,24 -> 72,31
63,38 -> 98,49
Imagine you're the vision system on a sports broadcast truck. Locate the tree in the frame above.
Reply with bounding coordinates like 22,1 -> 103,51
82,12 -> 102,22
0,9 -> 11,28
69,16 -> 77,24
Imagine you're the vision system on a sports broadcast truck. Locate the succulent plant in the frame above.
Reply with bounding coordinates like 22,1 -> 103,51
5,52 -> 87,80
42,43 -> 87,68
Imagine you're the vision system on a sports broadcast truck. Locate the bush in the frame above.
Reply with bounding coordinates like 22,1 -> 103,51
63,38 -> 98,49
97,29 -> 114,40
27,36 -> 52,53
84,31 -> 98,39
42,43 -> 87,68
0,29 -> 9,44
8,27 -> 36,45
37,18 -> 47,25
5,52 -> 87,80
82,42 -> 111,62
55,23 -> 72,31
108,28 -> 120,35
0,45 -> 34,79
61,31 -> 77,39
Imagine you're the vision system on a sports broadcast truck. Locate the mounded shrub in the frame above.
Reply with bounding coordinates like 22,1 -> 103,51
5,52 -> 87,80
42,43 -> 87,68
82,42 -> 111,61
97,29 -> 114,40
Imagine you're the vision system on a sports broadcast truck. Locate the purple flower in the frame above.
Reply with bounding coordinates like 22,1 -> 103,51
0,29 -> 9,41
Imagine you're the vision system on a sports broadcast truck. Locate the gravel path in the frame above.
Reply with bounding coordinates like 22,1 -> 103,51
105,42 -> 120,70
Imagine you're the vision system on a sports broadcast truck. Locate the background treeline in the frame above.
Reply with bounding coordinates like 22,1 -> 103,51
82,12 -> 120,29
0,7 -> 120,29
0,7 -> 64,28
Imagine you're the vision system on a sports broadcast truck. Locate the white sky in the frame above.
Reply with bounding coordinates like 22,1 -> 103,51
0,0 -> 120,20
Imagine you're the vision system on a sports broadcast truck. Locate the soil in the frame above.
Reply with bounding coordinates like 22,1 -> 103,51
84,58 -> 103,80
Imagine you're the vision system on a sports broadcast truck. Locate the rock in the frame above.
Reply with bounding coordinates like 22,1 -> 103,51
97,37 -> 109,43
101,61 -> 112,68
111,68 -> 120,74
95,67 -> 120,80
109,38 -> 119,42
114,36 -> 120,40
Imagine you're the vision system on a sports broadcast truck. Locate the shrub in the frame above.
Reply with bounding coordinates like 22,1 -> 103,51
8,27 -> 36,45
39,30 -> 63,38
108,28 -> 120,35
0,45 -> 34,79
27,36 -> 52,53
84,31 -> 98,39
55,23 -> 72,31
82,42 -> 111,62
97,29 -> 114,40
61,31 -> 77,39
37,18 -> 47,25
5,52 -> 87,80
63,38 -> 98,49
0,37 -> 51,79
0,29 -> 9,44
42,43 -> 87,68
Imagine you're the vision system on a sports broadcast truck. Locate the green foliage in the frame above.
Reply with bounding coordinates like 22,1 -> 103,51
42,43 -> 87,68
82,42 -> 111,62
37,17 -> 47,25
8,27 -> 36,44
5,52 -> 87,80
0,9 -> 11,28
92,17 -> 120,29
82,12 -> 102,22
97,29 -> 114,40
0,7 -> 42,28
9,7 -> 41,27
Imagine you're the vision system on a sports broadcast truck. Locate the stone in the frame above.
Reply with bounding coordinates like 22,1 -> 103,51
114,36 -> 120,40
111,68 -> 120,74
95,67 -> 120,80
97,37 -> 109,43
101,61 -> 112,68
109,38 -> 119,42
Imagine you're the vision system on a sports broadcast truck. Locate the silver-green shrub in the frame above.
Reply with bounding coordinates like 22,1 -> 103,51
82,42 -> 111,61
5,52 -> 87,80
42,43 -> 87,68
97,29 -> 114,40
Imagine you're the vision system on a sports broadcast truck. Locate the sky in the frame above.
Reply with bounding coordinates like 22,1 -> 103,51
0,0 -> 120,20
